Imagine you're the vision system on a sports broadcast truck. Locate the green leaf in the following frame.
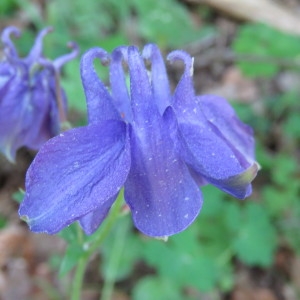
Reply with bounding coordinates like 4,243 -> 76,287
271,154 -> 297,186
0,0 -> 18,15
170,223 -> 200,255
233,202 -> 277,266
133,276 -> 182,300
233,23 -> 300,77
283,112 -> 300,138
141,234 -> 218,292
200,185 -> 226,217
141,239 -> 180,279
183,256 -> 217,292
101,216 -> 141,281
59,243 -> 84,276
196,186 -> 239,257
224,202 -> 242,233
132,0 -> 216,47
0,215 -> 7,229
262,186 -> 289,217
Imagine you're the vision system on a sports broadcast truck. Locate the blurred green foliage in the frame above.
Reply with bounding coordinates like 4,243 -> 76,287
233,23 -> 300,77
131,0 -> 215,48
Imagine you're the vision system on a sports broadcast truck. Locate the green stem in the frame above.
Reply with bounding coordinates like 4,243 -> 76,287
71,256 -> 87,300
100,217 -> 128,300
70,192 -> 124,300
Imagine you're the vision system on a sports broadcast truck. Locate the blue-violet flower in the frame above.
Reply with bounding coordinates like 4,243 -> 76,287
19,44 -> 258,237
0,27 -> 78,162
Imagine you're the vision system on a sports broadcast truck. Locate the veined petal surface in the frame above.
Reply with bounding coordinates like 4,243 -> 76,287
19,120 -> 131,234
79,194 -> 118,234
169,50 -> 256,198
178,121 -> 255,198
125,108 -> 202,237
80,48 -> 120,124
197,94 -> 255,163
110,47 -> 133,122
143,44 -> 171,114
126,46 -> 154,125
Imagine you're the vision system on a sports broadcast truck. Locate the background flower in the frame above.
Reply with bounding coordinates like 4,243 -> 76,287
0,26 -> 78,162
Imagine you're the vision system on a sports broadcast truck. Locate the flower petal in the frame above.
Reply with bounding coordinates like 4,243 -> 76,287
1,26 -> 21,58
168,50 -> 257,198
79,194 -> 117,234
178,121 -> 256,199
19,120 -> 131,234
0,65 -> 15,99
80,48 -> 120,124
143,44 -> 171,114
167,49 -> 195,114
26,27 -> 52,65
27,71 -> 60,146
127,46 -> 157,124
110,47 -> 133,122
53,42 -> 79,70
197,94 -> 255,163
0,75 -> 33,161
124,108 -> 202,237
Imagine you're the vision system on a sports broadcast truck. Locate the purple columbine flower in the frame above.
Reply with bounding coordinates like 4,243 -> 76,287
19,44 -> 258,237
0,26 -> 78,162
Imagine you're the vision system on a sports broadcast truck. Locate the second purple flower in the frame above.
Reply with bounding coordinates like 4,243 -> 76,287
0,27 -> 78,162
